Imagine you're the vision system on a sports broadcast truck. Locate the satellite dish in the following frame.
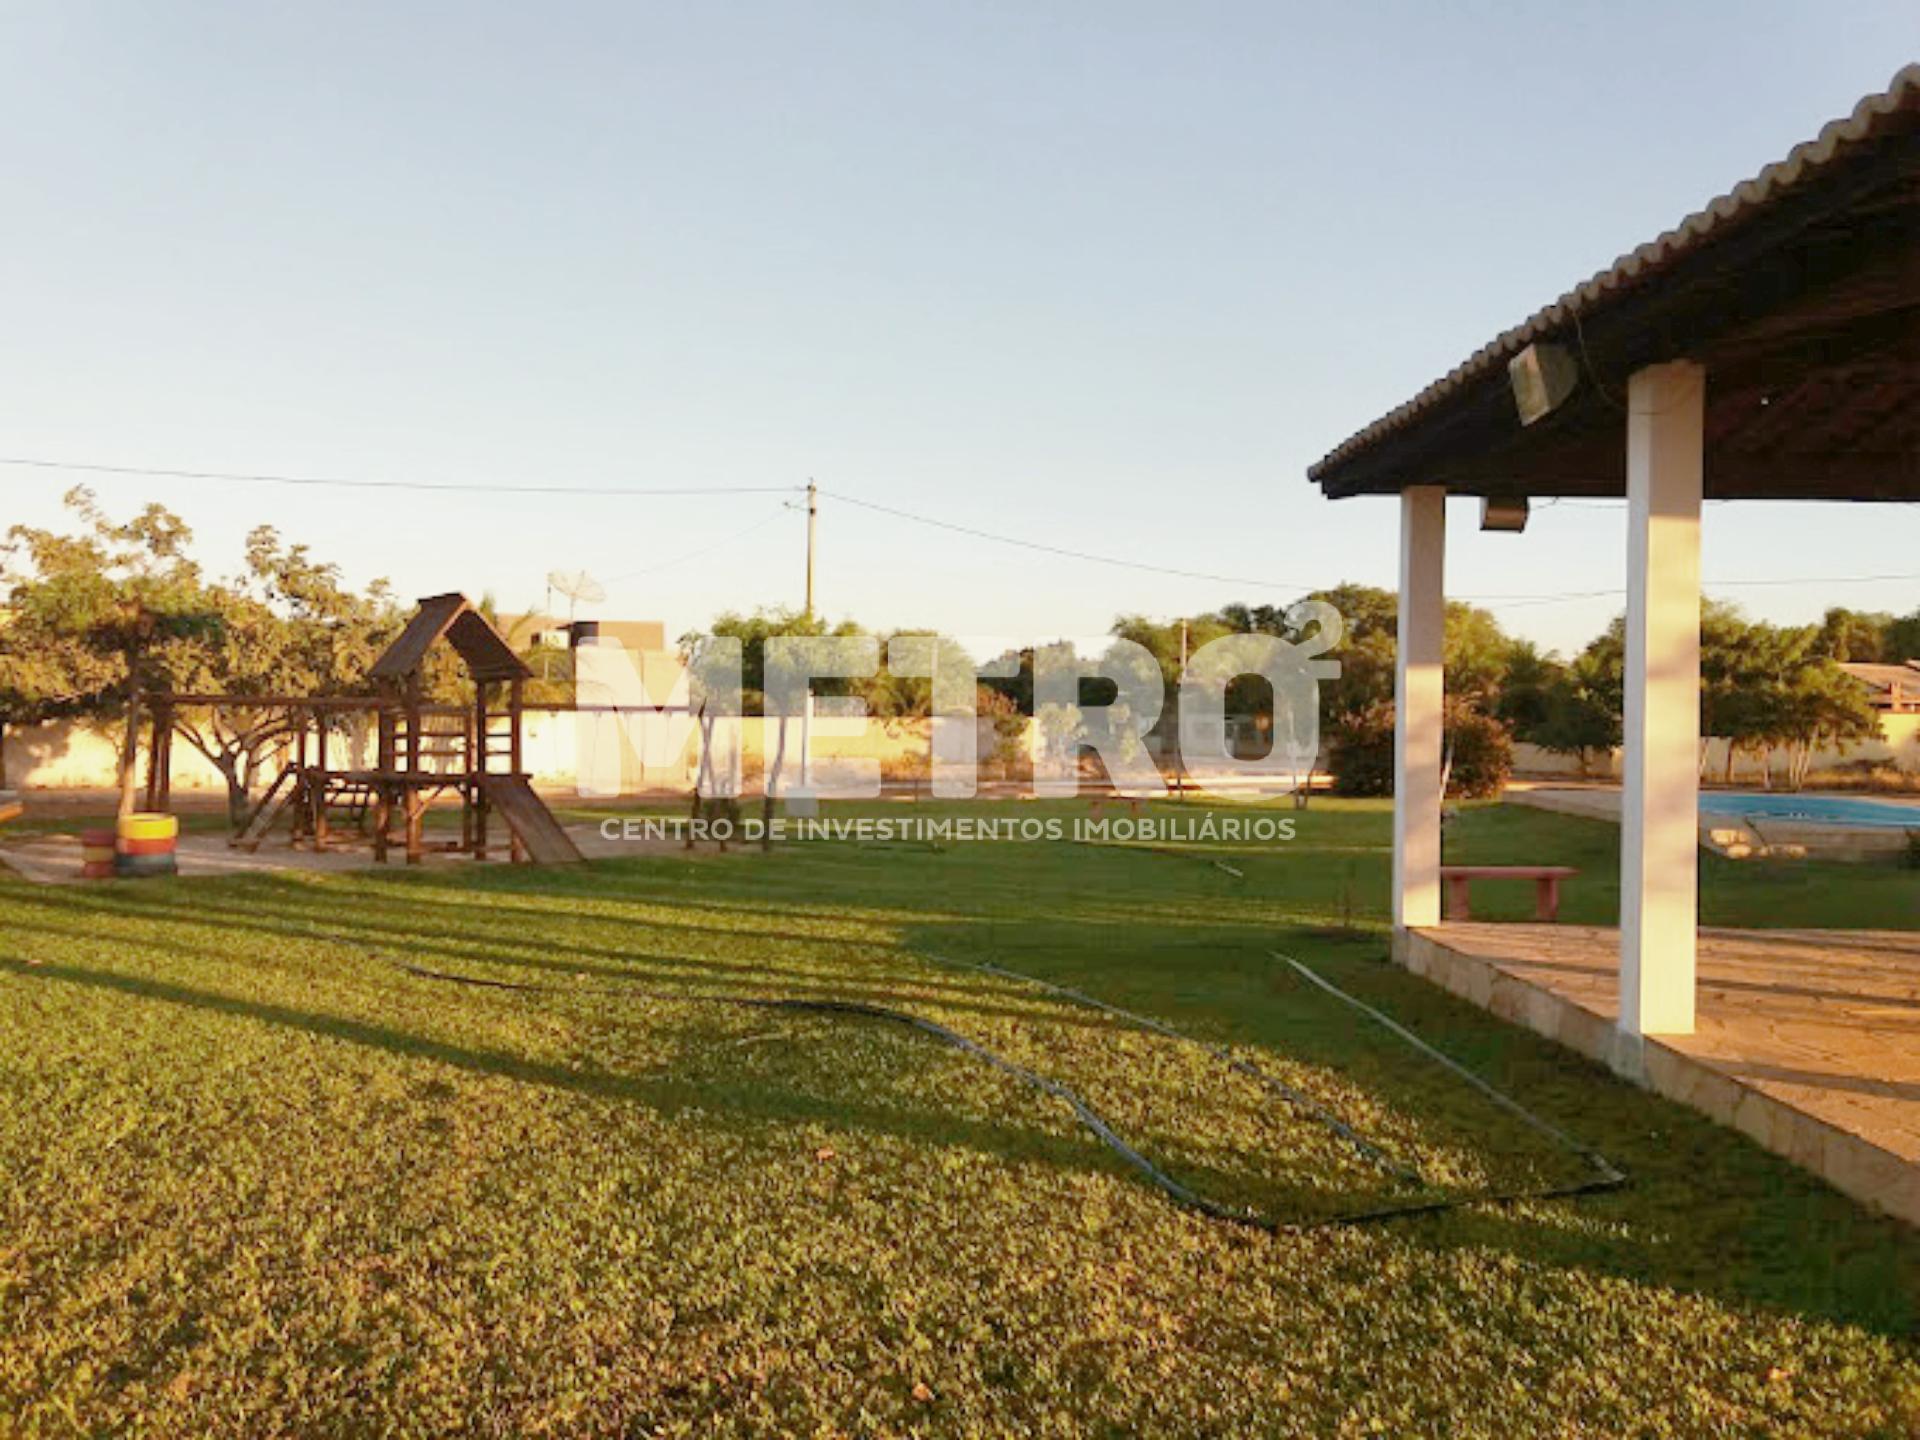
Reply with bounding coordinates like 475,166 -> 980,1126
545,568 -> 606,623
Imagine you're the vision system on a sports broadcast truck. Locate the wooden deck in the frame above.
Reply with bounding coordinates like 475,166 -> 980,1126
1400,923 -> 1920,1227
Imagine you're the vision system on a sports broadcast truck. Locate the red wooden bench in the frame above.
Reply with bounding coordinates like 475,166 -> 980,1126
1439,865 -> 1578,922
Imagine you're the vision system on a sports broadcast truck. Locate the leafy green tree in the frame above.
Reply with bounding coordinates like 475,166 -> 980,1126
0,490 -> 217,815
684,607 -> 871,841
1775,654 -> 1879,789
1107,613 -> 1235,693
1443,602 -> 1511,710
2,495 -> 399,821
689,607 -> 862,714
1493,639 -> 1558,738
1884,607 -> 1920,663
863,630 -> 983,721
1817,606 -> 1894,663
1527,645 -> 1622,774
1292,584 -> 1396,722
163,528 -> 398,822
1691,606 -> 1881,788
0,616 -> 116,787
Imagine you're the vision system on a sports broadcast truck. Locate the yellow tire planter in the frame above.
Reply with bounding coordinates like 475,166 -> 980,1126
116,813 -> 179,843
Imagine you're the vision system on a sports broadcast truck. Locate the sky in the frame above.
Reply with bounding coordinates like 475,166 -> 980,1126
1,2 -> 1916,657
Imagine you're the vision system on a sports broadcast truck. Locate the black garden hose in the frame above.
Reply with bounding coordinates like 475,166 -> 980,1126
917,947 -> 1628,1221
386,945 -> 1626,1232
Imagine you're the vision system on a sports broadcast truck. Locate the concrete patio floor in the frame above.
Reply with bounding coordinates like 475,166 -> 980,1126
1402,922 -> 1920,1227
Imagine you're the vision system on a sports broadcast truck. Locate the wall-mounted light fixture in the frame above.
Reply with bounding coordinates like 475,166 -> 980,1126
1480,496 -> 1530,533
1507,342 -> 1579,426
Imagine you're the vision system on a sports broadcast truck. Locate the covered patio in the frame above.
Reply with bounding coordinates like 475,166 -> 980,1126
1307,67 -> 1919,1221
1404,923 -> 1919,1224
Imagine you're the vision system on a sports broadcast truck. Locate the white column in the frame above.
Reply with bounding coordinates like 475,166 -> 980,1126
1393,486 -> 1445,932
1619,361 -> 1704,1039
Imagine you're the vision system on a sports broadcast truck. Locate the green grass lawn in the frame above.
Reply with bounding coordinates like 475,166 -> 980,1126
1442,800 -> 1920,930
1,797 -> 1916,1436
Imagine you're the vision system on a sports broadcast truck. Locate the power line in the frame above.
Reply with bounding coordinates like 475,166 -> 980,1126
0,455 -> 801,498
601,505 -> 791,583
817,488 -> 1319,594
1466,573 -> 1920,608
7,451 -> 1910,611
820,487 -> 1920,609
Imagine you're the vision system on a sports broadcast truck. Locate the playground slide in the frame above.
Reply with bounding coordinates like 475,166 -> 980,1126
234,768 -> 298,850
480,775 -> 584,864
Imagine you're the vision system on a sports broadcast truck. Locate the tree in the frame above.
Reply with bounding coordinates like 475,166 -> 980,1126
1107,613 -> 1234,693
0,614 -> 117,788
162,528 -> 398,823
1526,646 -> 1622,774
1693,607 -> 1881,788
1775,655 -> 1879,789
690,607 -> 862,714
1292,584 -> 1397,723
1,490 -> 216,815
1,494 -> 398,821
976,685 -> 1027,780
1325,696 -> 1512,798
1494,639 -> 1558,739
1443,602 -> 1511,710
1817,606 -> 1894,663
862,630 -> 982,722
686,607 -> 867,845
1885,607 -> 1920,663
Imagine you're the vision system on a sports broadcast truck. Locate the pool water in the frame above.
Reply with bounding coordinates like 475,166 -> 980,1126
1703,792 -> 1920,830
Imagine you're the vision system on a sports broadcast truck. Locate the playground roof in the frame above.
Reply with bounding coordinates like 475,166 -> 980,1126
369,593 -> 532,684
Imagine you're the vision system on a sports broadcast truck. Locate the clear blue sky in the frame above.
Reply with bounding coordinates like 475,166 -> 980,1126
2,3 -> 1915,655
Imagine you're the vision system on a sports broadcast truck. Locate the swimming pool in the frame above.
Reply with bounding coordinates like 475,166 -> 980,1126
1703,792 -> 1920,830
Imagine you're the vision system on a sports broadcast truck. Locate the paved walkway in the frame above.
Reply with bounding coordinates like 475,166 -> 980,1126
0,823 -> 733,884
1403,923 -> 1920,1226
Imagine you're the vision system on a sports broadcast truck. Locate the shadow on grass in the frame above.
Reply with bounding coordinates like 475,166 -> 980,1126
7,851 -> 1919,1340
0,949 -> 1398,1230
2,889 -> 1132,1035
890,911 -> 1920,1339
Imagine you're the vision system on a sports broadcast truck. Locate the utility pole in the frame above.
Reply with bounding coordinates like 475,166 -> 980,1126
800,480 -> 819,794
804,480 -> 818,617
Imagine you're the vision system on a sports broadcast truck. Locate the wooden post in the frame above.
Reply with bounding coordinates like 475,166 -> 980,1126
404,677 -> 424,864
460,701 -> 475,854
508,676 -> 525,863
310,708 -> 332,850
374,703 -> 395,863
470,683 -> 487,864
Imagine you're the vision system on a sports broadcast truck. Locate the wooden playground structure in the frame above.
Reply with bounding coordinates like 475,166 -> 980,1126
143,594 -> 582,866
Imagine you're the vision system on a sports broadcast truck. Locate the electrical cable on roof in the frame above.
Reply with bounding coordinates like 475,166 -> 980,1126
1568,309 -> 1626,413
